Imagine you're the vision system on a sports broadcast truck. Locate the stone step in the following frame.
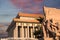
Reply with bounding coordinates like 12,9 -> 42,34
44,37 -> 53,40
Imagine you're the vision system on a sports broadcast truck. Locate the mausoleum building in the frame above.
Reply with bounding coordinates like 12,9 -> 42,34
7,12 -> 44,39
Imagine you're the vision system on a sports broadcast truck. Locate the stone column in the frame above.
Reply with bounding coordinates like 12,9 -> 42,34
33,24 -> 35,38
14,23 -> 18,38
22,23 -> 24,38
27,24 -> 29,38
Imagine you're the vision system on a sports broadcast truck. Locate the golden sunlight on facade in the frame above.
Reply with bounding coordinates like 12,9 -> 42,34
44,6 -> 60,23
44,6 -> 60,40
7,12 -> 44,40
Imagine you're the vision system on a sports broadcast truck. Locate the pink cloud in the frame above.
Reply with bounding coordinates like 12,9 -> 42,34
10,0 -> 44,13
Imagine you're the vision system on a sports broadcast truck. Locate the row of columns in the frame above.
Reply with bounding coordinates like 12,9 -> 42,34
14,23 -> 38,38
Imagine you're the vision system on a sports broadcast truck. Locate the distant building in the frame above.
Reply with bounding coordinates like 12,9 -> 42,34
7,12 -> 44,39
0,24 -> 8,38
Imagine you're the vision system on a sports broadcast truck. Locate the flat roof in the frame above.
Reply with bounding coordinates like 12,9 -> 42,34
13,18 -> 39,23
18,12 -> 44,18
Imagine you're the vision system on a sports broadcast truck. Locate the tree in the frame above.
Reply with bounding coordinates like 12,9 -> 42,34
37,17 -> 44,24
33,17 -> 44,40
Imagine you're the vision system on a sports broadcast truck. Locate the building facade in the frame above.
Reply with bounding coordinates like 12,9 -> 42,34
44,6 -> 60,40
44,6 -> 60,24
7,12 -> 44,40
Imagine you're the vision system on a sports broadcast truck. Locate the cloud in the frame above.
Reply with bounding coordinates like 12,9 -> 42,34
10,0 -> 44,13
0,0 -> 44,23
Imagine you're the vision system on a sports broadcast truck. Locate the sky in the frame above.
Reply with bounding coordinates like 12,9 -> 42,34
0,0 -> 60,23
0,0 -> 44,23
44,0 -> 60,9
